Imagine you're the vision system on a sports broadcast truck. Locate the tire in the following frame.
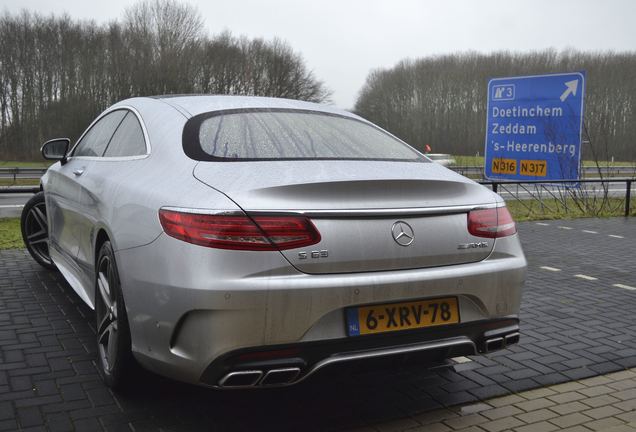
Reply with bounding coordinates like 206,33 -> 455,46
95,240 -> 134,389
20,191 -> 56,270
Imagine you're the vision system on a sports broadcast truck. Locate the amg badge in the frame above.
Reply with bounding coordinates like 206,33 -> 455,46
457,242 -> 489,250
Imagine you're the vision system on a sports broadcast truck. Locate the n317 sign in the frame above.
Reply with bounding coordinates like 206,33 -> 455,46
484,72 -> 586,181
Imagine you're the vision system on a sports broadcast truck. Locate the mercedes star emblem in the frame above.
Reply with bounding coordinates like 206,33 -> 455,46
391,221 -> 415,246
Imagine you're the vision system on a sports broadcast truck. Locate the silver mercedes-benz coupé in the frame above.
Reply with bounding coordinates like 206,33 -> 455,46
22,95 -> 526,389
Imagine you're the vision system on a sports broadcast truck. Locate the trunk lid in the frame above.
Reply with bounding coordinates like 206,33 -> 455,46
193,161 -> 498,274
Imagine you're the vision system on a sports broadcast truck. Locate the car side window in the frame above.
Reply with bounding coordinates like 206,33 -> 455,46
103,112 -> 147,157
72,110 -> 127,157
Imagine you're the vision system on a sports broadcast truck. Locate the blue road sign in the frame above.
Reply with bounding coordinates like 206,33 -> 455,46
484,72 -> 585,181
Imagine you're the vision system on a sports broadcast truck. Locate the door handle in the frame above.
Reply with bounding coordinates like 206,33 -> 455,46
73,169 -> 84,176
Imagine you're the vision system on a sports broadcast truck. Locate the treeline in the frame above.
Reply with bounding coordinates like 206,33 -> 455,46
0,0 -> 330,160
354,50 -> 636,161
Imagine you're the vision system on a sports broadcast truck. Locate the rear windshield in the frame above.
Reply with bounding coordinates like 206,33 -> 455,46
182,109 -> 424,161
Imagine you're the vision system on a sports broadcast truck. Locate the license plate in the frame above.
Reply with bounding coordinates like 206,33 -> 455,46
346,297 -> 459,336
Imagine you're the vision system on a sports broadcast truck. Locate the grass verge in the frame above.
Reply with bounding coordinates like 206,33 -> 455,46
0,160 -> 53,168
0,218 -> 22,249
454,155 -> 485,166
507,197 -> 635,222
0,178 -> 40,187
453,155 -> 635,168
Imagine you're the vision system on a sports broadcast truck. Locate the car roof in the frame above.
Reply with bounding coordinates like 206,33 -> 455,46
142,94 -> 359,120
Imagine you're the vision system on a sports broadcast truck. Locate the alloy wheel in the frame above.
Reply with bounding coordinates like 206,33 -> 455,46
24,202 -> 52,265
96,255 -> 119,373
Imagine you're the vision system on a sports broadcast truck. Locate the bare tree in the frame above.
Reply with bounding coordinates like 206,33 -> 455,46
0,1 -> 331,160
123,0 -> 203,94
355,50 -> 636,161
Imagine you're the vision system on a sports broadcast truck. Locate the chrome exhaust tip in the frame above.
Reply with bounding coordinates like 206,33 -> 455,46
505,332 -> 520,346
260,367 -> 301,386
484,331 -> 520,353
218,370 -> 263,388
485,337 -> 504,352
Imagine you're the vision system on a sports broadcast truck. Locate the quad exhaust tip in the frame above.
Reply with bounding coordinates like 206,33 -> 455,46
505,332 -> 520,346
485,337 -> 504,352
485,331 -> 520,353
261,367 -> 301,386
218,367 -> 301,388
218,370 -> 263,388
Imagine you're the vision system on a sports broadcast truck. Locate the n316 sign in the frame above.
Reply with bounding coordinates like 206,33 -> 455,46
484,72 -> 586,181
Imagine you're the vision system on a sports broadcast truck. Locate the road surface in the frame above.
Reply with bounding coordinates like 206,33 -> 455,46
0,193 -> 31,218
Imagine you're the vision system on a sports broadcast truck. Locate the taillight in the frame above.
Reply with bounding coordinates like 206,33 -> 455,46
467,207 -> 517,238
158,209 -> 321,250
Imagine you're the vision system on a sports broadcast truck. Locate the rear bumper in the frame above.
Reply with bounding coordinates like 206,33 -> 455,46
116,232 -> 526,386
203,317 -> 520,388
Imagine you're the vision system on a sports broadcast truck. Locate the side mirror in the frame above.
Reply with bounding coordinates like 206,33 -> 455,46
41,138 -> 70,165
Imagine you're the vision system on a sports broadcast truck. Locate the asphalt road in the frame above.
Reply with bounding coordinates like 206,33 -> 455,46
0,218 -> 634,431
0,193 -> 30,218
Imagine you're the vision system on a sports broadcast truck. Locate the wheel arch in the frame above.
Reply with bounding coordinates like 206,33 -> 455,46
93,226 -> 131,313
94,227 -> 113,266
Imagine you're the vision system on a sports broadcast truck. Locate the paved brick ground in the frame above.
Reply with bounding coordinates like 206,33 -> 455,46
0,218 -> 634,431
369,368 -> 636,432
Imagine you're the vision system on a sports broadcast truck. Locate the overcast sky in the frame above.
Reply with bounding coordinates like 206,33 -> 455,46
2,0 -> 635,108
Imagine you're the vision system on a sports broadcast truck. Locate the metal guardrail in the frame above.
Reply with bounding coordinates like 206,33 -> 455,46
0,185 -> 40,194
453,165 -> 636,177
0,167 -> 634,216
2,165 -> 635,179
0,167 -> 48,180
479,178 -> 633,217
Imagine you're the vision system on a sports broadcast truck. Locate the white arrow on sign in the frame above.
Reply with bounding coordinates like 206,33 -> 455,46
560,79 -> 579,102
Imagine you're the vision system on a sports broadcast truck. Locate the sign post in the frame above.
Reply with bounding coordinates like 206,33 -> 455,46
484,72 -> 585,181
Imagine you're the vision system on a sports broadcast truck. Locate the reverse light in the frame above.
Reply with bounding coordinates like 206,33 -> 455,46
467,206 -> 517,238
158,209 -> 321,250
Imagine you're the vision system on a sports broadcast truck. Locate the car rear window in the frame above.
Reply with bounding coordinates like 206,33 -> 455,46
182,109 -> 424,161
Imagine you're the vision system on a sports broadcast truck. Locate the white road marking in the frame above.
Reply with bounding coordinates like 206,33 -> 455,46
0,204 -> 24,209
540,266 -> 561,272
558,226 -> 573,230
452,356 -> 473,364
575,274 -> 598,281
609,235 -> 624,239
582,230 -> 598,234
613,284 -> 636,291
536,222 -> 550,226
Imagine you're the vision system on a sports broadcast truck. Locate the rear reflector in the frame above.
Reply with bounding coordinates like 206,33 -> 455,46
467,207 -> 517,238
158,209 -> 321,250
